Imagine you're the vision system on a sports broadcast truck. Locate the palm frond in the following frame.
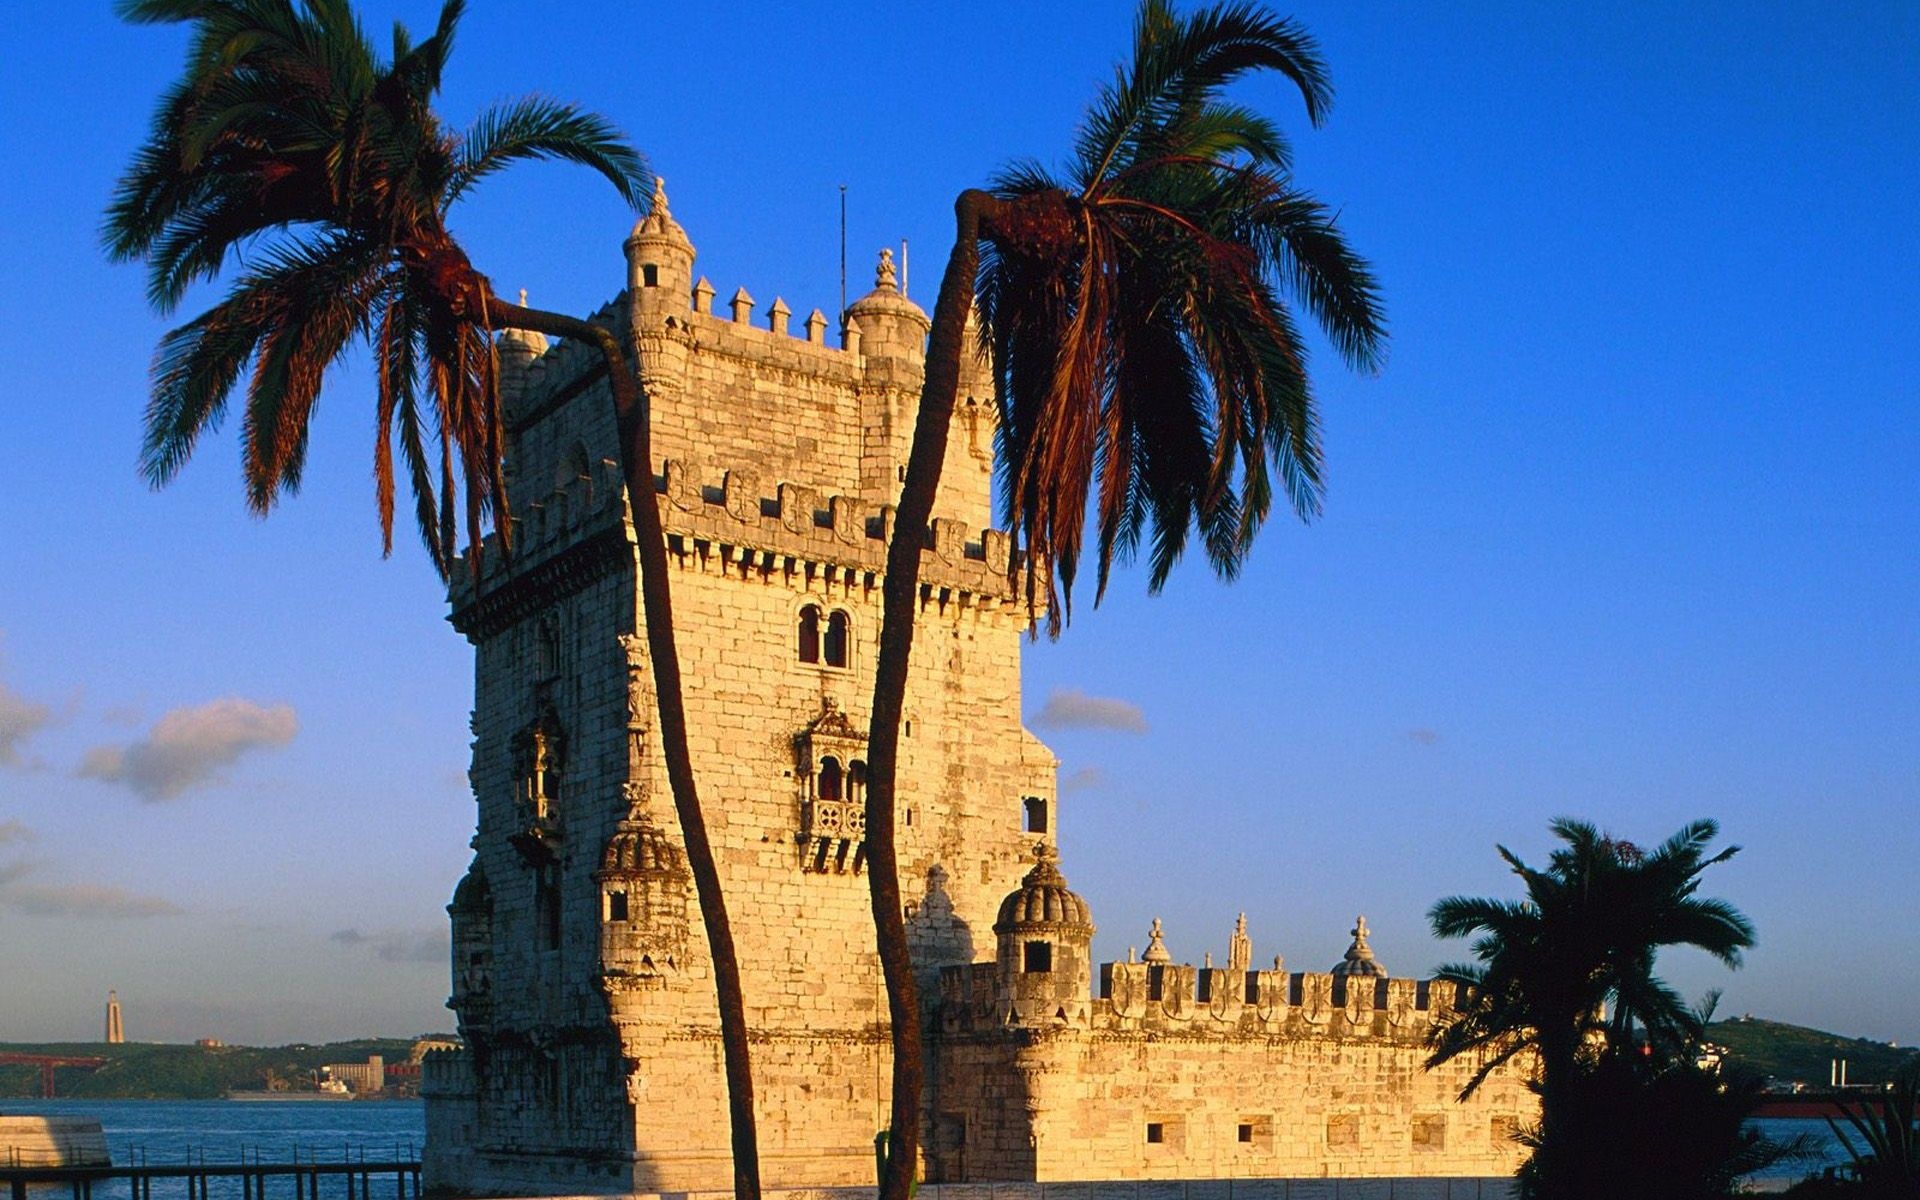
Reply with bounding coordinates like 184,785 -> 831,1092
450,97 -> 650,209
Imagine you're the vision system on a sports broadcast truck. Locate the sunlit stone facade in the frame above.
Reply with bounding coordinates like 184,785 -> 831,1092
421,186 -> 1533,1197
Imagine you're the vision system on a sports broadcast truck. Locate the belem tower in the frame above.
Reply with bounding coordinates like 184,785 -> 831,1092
421,183 -> 1536,1196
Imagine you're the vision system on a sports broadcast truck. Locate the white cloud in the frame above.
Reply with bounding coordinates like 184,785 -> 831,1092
1032,688 -> 1148,734
0,820 -> 34,846
0,859 -> 181,919
78,698 -> 298,801
0,678 -> 53,767
1060,766 -> 1106,795
1406,727 -> 1441,746
331,927 -> 448,964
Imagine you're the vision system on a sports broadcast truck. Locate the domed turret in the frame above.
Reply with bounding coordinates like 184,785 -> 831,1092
596,793 -> 691,997
1330,915 -> 1388,978
498,289 -> 549,420
625,177 -> 695,315
845,248 -> 928,364
498,289 -> 550,358
996,842 -> 1094,934
993,843 -> 1095,1026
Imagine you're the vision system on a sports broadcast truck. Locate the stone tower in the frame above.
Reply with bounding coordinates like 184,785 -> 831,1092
104,991 -> 124,1044
424,184 -> 1056,1196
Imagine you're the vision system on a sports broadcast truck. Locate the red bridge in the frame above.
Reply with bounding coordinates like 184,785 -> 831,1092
0,1053 -> 108,1098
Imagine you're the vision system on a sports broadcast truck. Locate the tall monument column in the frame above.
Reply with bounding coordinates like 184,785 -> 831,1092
104,991 -> 124,1044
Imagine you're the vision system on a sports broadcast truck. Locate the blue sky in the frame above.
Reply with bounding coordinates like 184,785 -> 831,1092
0,2 -> 1914,1048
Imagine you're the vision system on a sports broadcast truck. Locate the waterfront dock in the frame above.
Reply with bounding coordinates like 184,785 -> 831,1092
0,1154 -> 420,1200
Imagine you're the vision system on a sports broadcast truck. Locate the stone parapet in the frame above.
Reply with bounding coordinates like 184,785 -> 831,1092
448,453 -> 1028,637
0,1117 -> 110,1168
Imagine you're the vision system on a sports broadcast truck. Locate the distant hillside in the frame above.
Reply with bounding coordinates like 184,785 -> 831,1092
0,1039 -> 436,1100
1708,1017 -> 1918,1087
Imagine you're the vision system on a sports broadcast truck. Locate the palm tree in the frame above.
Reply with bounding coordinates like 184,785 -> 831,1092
1827,1057 -> 1920,1198
105,3 -> 762,1196
859,4 -> 1385,1194
1427,818 -> 1756,1195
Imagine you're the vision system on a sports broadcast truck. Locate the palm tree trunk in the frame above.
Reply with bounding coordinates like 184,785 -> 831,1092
486,295 -> 763,1200
1533,1026 -> 1580,1198
864,189 -> 1002,1200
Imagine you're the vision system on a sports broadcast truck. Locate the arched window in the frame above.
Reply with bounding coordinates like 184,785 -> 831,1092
818,756 -> 843,803
798,605 -> 822,663
825,610 -> 851,668
848,760 -> 868,807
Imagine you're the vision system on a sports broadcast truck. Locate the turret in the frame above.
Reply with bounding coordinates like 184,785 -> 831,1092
497,289 -> 549,422
993,843 -> 1095,1026
596,789 -> 691,1007
848,247 -> 934,504
845,247 -> 928,366
624,176 -> 695,316
446,861 -> 494,1036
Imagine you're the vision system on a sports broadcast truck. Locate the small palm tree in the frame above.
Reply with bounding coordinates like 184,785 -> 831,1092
1427,818 -> 1756,1194
1828,1057 -> 1920,1197
858,4 -> 1384,1195
106,3 -> 761,1195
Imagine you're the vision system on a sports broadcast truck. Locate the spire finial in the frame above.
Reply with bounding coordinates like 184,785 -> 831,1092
876,247 -> 898,290
1333,914 -> 1387,977
652,176 -> 670,219
518,288 -> 528,308
1143,917 -> 1171,963
1228,912 -> 1252,973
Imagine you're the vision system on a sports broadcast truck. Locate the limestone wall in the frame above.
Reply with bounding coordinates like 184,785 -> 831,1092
434,215 -> 1051,1194
428,203 -> 1531,1197
0,1117 -> 110,1167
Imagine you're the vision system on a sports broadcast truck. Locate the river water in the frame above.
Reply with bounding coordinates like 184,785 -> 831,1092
3,1099 -> 422,1172
2,1100 -> 1852,1192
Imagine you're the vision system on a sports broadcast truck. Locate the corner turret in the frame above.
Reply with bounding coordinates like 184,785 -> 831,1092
993,843 -> 1095,1026
596,788 -> 692,1005
845,248 -> 928,366
497,289 -> 549,420
625,177 -> 695,316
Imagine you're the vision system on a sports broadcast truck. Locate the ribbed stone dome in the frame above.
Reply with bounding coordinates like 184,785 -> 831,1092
1330,915 -> 1389,978
994,844 -> 1094,935
600,813 -> 685,878
499,291 -> 549,356
449,863 -> 490,913
845,248 -> 929,327
626,176 -> 692,249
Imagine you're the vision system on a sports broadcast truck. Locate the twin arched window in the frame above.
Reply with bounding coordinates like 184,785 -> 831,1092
817,756 -> 867,804
798,605 -> 851,668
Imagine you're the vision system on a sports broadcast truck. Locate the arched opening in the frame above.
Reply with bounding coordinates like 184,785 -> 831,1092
848,760 -> 867,807
798,605 -> 821,663
818,756 -> 843,803
824,610 -> 850,667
